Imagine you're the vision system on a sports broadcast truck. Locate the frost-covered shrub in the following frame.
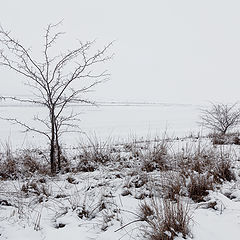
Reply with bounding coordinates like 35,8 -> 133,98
211,132 -> 240,145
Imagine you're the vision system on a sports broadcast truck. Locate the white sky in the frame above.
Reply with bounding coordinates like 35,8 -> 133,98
0,0 -> 240,104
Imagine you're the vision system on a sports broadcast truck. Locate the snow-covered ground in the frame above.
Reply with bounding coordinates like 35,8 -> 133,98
0,137 -> 240,240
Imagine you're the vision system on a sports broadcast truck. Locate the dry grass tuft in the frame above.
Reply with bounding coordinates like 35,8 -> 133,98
0,148 -> 50,180
162,173 -> 186,201
141,140 -> 169,172
212,158 -> 236,183
75,137 -> 115,172
140,197 -> 191,240
187,173 -> 214,202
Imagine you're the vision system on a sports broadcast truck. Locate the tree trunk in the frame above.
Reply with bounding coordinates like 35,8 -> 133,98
50,112 -> 56,175
55,129 -> 61,173
223,127 -> 228,135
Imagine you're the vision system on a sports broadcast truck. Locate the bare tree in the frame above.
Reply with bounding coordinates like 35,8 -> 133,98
199,102 -> 240,135
0,23 -> 113,174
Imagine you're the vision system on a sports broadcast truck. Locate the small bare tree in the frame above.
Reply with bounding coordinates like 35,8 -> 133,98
199,102 -> 240,135
0,23 -> 113,174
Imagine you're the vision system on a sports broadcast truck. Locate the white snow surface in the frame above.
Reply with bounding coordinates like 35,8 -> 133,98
1,170 -> 240,240
0,102 -> 201,149
190,191 -> 240,240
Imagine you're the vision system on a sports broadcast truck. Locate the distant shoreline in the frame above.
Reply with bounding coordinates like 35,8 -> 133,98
0,100 -> 200,108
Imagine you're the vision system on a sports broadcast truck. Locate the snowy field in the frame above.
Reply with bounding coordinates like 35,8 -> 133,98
0,138 -> 240,240
1,102 -> 240,240
0,102 -> 201,149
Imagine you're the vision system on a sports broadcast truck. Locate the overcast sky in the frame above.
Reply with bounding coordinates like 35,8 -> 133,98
0,0 -> 240,104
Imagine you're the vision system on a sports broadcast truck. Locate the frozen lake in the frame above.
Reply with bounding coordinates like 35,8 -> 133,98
0,102 -> 202,149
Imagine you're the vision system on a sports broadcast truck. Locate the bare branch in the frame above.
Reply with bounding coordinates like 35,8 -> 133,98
199,102 -> 240,135
2,96 -> 46,106
0,117 -> 51,140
